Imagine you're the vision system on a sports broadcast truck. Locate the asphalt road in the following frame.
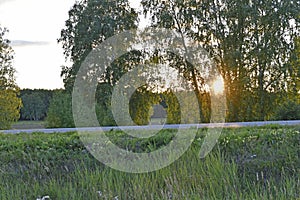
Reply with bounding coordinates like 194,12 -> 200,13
1,120 -> 300,134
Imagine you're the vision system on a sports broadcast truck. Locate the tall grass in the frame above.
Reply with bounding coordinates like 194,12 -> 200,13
0,126 -> 299,199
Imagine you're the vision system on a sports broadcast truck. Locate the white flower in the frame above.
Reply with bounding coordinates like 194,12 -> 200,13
36,196 -> 50,200
97,191 -> 102,197
250,154 -> 257,158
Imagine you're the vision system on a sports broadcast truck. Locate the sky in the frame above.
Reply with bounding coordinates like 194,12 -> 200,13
0,0 -> 142,89
0,0 -> 78,89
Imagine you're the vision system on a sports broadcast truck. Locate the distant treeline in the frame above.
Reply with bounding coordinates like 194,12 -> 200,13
19,89 -> 57,121
19,88 -> 300,129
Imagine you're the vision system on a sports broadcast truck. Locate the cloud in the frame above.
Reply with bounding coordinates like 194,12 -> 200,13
0,0 -> 16,5
10,40 -> 50,47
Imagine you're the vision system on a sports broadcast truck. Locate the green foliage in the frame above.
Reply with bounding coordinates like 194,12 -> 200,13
94,83 -> 115,126
0,127 -> 299,199
21,93 -> 45,120
59,0 -> 138,91
0,90 -> 22,129
46,91 -> 74,128
274,100 -> 300,120
57,0 -> 143,127
287,37 -> 300,100
0,26 -> 22,129
0,26 -> 15,90
129,89 -> 160,125
162,91 -> 181,124
142,0 -> 300,122
57,0 -> 300,124
160,90 -> 202,124
20,89 -> 53,121
95,103 -> 115,126
216,126 -> 300,182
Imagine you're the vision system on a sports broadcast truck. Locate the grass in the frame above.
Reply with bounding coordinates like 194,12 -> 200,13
149,117 -> 166,125
0,126 -> 299,199
11,120 -> 46,130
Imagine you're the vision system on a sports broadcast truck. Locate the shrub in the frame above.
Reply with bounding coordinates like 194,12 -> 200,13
46,91 -> 74,128
95,103 -> 116,126
274,100 -> 300,120
0,89 -> 22,129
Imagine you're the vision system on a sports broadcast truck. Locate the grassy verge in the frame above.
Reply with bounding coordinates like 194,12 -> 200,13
11,120 -> 46,130
0,125 -> 299,199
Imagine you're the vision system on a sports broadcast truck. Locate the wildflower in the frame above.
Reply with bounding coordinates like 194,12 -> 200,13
97,191 -> 102,197
250,154 -> 257,158
36,196 -> 50,200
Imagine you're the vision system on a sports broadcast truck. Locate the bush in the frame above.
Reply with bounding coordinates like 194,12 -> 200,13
46,91 -> 74,128
95,103 -> 116,126
0,89 -> 22,129
274,100 -> 300,120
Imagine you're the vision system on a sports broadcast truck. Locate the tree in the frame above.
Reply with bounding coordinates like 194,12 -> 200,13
20,89 -> 53,121
0,26 -> 22,129
21,93 -> 44,121
57,0 -> 141,127
274,100 -> 300,120
59,0 -> 138,92
60,0 -> 299,124
129,88 -> 160,125
239,0 -> 299,120
286,37 -> 300,103
141,0 -> 215,122
46,90 -> 74,128
95,83 -> 115,126
142,0 -> 300,122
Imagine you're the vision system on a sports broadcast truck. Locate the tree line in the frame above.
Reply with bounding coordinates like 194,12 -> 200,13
57,0 -> 300,126
1,0 -> 299,129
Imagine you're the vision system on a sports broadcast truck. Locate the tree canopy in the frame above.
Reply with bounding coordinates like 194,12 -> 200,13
57,0 -> 300,127
0,26 -> 22,129
141,0 -> 300,121
59,0 -> 138,91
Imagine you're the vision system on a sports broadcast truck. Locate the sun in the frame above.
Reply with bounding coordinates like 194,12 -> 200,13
211,76 -> 225,95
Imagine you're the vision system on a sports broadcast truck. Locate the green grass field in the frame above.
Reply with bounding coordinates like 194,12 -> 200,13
11,120 -> 46,130
0,126 -> 299,199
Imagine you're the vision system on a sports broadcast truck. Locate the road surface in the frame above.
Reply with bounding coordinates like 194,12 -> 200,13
1,120 -> 300,134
